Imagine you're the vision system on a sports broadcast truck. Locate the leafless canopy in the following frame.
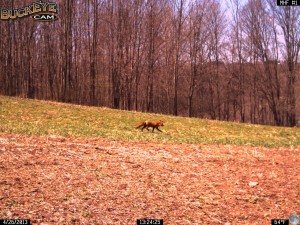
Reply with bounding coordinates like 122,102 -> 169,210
0,0 -> 299,126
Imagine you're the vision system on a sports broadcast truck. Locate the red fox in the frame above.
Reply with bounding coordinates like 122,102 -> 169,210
135,120 -> 164,132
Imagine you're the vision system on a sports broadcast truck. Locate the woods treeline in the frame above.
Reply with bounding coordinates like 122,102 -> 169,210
0,0 -> 299,126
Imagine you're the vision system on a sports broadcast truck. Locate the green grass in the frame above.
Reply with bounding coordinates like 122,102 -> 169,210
0,95 -> 299,147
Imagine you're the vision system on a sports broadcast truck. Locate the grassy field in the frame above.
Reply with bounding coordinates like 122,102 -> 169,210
0,95 -> 299,147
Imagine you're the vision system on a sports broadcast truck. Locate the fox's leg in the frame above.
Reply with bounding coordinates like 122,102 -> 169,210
142,125 -> 146,131
156,127 -> 163,132
146,126 -> 150,131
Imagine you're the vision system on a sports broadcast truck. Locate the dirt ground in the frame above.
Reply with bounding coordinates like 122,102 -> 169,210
0,133 -> 299,225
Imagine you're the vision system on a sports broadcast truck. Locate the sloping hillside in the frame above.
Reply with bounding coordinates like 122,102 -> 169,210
0,96 -> 299,147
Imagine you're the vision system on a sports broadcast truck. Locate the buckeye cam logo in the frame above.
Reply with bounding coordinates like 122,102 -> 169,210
0,1 -> 58,22
33,13 -> 57,22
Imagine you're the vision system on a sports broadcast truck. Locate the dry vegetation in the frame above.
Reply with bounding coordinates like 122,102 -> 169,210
1,133 -> 299,224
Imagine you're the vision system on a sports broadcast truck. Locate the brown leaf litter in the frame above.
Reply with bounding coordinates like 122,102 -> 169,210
0,133 -> 299,224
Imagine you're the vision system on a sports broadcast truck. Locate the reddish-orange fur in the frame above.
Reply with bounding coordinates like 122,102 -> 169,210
135,120 -> 164,132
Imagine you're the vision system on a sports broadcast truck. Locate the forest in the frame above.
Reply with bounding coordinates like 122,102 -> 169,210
0,0 -> 299,126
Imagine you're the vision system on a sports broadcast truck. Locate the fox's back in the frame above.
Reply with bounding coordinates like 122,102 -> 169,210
136,120 -> 164,132
146,121 -> 163,127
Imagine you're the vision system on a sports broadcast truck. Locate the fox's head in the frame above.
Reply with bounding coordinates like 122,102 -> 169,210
159,120 -> 164,126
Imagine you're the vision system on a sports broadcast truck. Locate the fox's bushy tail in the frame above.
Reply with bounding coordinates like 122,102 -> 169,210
135,122 -> 144,129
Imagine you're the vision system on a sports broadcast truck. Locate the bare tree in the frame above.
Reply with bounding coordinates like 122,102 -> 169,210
268,2 -> 300,126
242,0 -> 283,125
171,0 -> 186,116
186,0 -> 210,117
0,0 -> 299,126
